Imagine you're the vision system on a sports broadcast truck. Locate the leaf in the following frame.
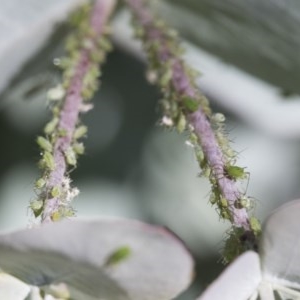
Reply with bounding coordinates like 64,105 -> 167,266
260,199 -> 300,289
0,273 -> 30,300
196,251 -> 261,300
0,218 -> 194,300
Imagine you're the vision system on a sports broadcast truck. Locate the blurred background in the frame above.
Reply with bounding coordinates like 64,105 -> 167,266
1,0 -> 300,298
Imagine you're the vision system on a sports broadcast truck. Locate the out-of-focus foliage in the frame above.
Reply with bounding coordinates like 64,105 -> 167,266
157,0 -> 300,96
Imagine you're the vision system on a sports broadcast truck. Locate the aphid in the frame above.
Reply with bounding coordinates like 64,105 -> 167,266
224,165 -> 248,181
44,117 -> 59,135
58,128 -> 68,137
52,207 -> 75,221
51,211 -> 62,222
90,49 -> 105,64
249,217 -> 261,235
176,113 -> 186,133
104,246 -> 131,267
219,196 -> 228,208
51,186 -> 61,198
41,151 -> 55,171
209,186 -> 221,205
182,96 -> 200,112
64,147 -> 77,166
82,38 -> 94,50
234,196 -> 254,210
47,85 -> 65,101
212,113 -> 226,123
97,37 -> 113,52
30,200 -> 44,218
160,68 -> 173,87
73,142 -> 85,155
74,125 -> 88,140
209,193 -> 217,205
220,209 -> 231,221
35,178 -> 46,189
37,136 -> 52,152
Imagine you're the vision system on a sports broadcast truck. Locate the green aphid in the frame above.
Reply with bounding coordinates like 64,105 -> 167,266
104,246 -> 131,267
51,186 -> 61,198
52,207 -> 75,221
160,69 -> 173,87
97,37 -> 113,52
182,97 -> 200,113
225,165 -> 247,181
74,125 -> 88,140
52,106 -> 60,117
209,193 -> 217,205
30,200 -> 44,218
44,118 -> 59,135
234,196 -> 253,210
212,113 -> 226,123
220,197 -> 228,208
37,136 -> 52,152
69,3 -> 91,26
51,211 -> 62,222
189,133 -> 198,145
65,147 -> 77,166
82,38 -> 94,50
210,186 -> 221,204
47,85 -> 65,102
222,229 -> 245,263
42,151 -> 55,171
58,128 -> 68,137
221,209 -> 231,221
249,217 -> 261,235
73,142 -> 85,155
90,49 -> 105,63
35,178 -> 46,189
170,101 -> 179,118
81,88 -> 94,101
176,113 -> 186,133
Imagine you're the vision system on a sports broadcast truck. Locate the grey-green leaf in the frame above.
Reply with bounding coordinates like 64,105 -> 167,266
0,218 -> 194,300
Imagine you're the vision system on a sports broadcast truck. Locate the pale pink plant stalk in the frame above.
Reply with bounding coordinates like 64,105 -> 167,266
124,0 -> 259,257
40,0 -> 116,223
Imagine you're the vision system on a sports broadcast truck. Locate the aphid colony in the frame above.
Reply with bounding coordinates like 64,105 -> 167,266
30,3 -> 113,222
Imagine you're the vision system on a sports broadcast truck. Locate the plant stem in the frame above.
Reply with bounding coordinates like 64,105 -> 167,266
125,0 -> 259,258
35,0 -> 116,223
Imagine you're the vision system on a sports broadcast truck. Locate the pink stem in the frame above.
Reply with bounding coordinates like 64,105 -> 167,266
125,0 -> 250,230
42,0 -> 116,223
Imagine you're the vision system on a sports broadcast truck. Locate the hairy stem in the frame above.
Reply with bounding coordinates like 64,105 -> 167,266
34,0 -> 116,223
125,0 -> 259,258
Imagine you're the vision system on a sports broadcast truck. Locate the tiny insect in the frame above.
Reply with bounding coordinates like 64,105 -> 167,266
73,125 -> 88,140
104,246 -> 131,267
37,136 -> 52,152
224,165 -> 248,181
